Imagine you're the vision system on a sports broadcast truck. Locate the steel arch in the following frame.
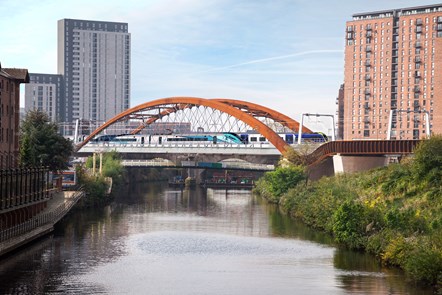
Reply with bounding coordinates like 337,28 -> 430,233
76,97 -> 291,153
213,99 -> 312,133
130,99 -> 311,135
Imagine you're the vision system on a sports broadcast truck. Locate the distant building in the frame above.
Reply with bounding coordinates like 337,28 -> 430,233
344,4 -> 442,139
0,63 -> 29,168
57,19 -> 131,130
24,19 -> 131,137
24,73 -> 64,122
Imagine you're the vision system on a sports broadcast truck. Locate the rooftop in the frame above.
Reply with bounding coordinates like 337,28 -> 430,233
352,3 -> 442,20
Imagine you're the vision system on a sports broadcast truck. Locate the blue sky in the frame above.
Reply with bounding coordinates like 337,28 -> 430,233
1,0 -> 441,131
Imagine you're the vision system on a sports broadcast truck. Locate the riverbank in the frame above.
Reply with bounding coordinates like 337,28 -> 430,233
0,190 -> 84,257
254,136 -> 442,291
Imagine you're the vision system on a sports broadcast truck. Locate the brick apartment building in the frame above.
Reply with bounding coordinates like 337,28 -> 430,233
0,63 -> 29,168
342,4 -> 442,140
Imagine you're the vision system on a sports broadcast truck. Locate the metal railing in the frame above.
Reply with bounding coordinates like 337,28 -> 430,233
0,190 -> 84,242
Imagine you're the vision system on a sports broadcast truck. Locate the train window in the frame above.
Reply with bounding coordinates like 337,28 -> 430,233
259,137 -> 266,142
250,137 -> 257,142
285,134 -> 294,143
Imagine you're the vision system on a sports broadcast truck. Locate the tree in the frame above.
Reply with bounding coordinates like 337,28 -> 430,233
20,110 -> 73,171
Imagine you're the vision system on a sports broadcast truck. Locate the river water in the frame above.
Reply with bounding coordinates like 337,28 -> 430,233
0,183 -> 433,294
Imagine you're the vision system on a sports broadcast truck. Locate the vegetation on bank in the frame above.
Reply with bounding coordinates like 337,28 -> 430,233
76,151 -> 125,206
254,135 -> 442,289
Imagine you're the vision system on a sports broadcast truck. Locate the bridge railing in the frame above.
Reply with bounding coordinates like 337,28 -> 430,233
84,142 -> 282,149
306,140 -> 421,166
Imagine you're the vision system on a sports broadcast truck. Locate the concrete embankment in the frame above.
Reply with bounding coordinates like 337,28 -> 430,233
0,190 -> 84,257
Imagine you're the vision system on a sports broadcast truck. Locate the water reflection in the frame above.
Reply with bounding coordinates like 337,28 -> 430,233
0,183 -> 433,294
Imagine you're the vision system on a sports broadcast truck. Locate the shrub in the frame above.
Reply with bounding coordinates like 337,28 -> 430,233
413,135 -> 442,187
263,165 -> 306,202
332,201 -> 368,249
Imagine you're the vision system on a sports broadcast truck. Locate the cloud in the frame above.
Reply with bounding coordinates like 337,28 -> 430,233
189,50 -> 344,75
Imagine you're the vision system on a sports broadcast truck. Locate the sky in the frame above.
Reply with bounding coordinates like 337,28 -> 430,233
1,0 -> 441,131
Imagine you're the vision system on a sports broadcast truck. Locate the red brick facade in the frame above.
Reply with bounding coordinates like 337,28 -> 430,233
0,64 -> 29,168
343,5 -> 442,139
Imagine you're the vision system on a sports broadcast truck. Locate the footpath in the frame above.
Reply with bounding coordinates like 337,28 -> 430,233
0,190 -> 84,257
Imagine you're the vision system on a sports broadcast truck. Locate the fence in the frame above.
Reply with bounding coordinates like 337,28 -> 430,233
0,167 -> 51,211
0,190 -> 84,243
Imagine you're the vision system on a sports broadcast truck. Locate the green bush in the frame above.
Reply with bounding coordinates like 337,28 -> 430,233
332,201 -> 368,249
263,165 -> 306,200
413,134 -> 442,187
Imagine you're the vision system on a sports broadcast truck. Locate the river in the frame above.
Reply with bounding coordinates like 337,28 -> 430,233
0,182 -> 433,294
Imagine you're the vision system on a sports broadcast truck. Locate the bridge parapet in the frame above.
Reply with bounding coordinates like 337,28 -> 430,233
307,140 -> 421,166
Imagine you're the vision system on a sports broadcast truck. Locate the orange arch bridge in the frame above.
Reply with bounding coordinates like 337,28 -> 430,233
76,97 -> 312,154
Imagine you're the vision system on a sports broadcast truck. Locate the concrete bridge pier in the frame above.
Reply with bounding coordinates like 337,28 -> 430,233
332,154 -> 388,174
308,154 -> 390,181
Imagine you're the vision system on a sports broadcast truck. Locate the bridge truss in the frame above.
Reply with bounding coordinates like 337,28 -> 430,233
76,97 -> 311,154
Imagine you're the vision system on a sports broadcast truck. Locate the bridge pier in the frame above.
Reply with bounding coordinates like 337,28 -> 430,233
332,154 -> 388,174
308,154 -> 391,181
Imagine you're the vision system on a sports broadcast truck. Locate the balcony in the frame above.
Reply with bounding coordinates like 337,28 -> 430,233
365,46 -> 372,52
364,74 -> 371,80
366,31 -> 373,38
364,89 -> 371,95
415,41 -> 422,48
413,86 -> 421,93
415,27 -> 422,33
416,19 -> 423,25
365,60 -> 371,66
415,57 -> 422,63
366,25 -> 372,31
414,71 -> 421,77
438,16 -> 442,23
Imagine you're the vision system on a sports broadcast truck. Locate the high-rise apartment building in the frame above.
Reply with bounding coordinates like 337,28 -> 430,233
24,74 -> 64,122
57,19 -> 130,127
343,4 -> 442,140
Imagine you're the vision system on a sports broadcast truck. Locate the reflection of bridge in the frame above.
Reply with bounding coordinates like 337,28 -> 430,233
75,97 -> 421,177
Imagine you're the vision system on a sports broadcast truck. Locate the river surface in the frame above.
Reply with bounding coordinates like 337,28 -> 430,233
0,183 -> 433,294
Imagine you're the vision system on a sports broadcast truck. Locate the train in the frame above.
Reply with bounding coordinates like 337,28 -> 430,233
90,132 -> 244,145
239,132 -> 328,144
89,131 -> 328,145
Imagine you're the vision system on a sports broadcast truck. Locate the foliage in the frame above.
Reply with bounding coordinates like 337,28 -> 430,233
85,151 -> 125,184
79,151 -> 125,206
19,110 -> 72,171
255,165 -> 306,203
281,147 -> 304,166
413,134 -> 442,187
76,165 -> 109,207
332,201 -> 367,249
